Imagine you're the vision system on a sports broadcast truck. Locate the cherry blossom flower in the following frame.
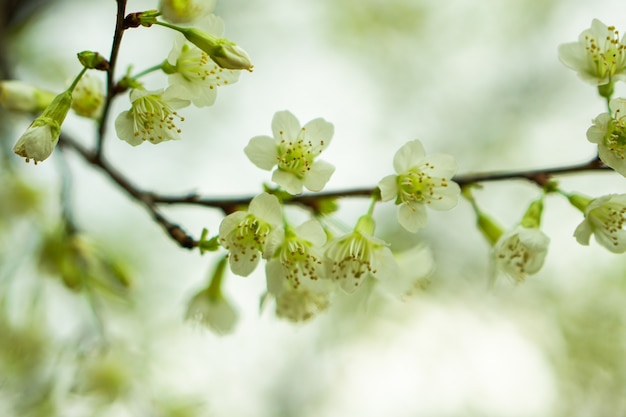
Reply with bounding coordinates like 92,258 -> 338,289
558,19 -> 626,86
114,88 -> 189,146
378,140 -> 460,232
493,225 -> 550,283
587,98 -> 626,176
574,194 -> 626,253
324,214 -> 397,293
219,193 -> 282,276
245,110 -> 335,195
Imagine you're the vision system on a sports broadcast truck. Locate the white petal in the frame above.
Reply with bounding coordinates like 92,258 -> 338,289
598,145 -> 626,177
302,117 -> 334,149
295,220 -> 327,247
272,169 -> 304,195
378,175 -> 398,202
371,246 -> 399,280
248,193 -> 282,226
114,111 -> 143,146
218,211 -> 247,237
244,136 -> 278,170
393,140 -> 425,173
228,254 -> 259,276
303,160 -> 335,192
586,116 -> 609,145
398,203 -> 428,232
428,181 -> 461,210
265,260 -> 286,295
264,227 -> 285,259
420,153 -> 457,178
271,110 -> 301,142
573,219 -> 592,246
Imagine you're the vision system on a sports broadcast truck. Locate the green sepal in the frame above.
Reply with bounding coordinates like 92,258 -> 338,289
77,51 -> 109,71
520,198 -> 544,229
198,228 -> 220,254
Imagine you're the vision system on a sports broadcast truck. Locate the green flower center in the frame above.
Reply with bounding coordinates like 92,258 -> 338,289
396,167 -> 448,204
278,236 -> 322,288
605,118 -> 626,158
221,215 -> 271,263
591,203 -> 626,247
497,235 -> 531,277
327,232 -> 377,282
277,129 -> 318,178
132,94 -> 183,143
585,26 -> 626,78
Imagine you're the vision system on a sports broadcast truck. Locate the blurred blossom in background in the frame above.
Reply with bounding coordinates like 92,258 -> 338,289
2,0 -> 626,416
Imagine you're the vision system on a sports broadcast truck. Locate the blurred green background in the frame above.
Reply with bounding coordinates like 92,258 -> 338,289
2,0 -> 626,416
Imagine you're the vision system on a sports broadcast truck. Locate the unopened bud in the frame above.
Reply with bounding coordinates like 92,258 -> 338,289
0,80 -> 55,113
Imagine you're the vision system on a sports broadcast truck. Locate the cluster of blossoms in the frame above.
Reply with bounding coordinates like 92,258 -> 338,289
559,19 -> 626,177
115,11 -> 251,146
5,0 -> 251,162
212,111 -> 460,323
556,19 -> 626,255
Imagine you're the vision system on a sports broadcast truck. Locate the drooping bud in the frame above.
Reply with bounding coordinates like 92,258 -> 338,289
174,26 -> 252,70
0,80 -> 55,113
13,90 -> 72,164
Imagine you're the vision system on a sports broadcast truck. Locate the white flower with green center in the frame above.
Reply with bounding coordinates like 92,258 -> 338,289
114,88 -> 190,146
244,110 -> 335,195
378,140 -> 460,232
165,38 -> 240,107
265,220 -> 330,293
325,214 -> 397,293
574,194 -> 626,253
558,19 -> 626,86
493,226 -> 550,283
274,287 -> 330,322
159,0 -> 215,24
219,193 -> 282,276
587,98 -> 626,176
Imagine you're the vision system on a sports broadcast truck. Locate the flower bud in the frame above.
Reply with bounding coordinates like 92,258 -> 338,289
13,90 -> 72,164
0,80 -> 55,113
178,27 -> 252,70
71,73 -> 104,119
77,51 -> 109,71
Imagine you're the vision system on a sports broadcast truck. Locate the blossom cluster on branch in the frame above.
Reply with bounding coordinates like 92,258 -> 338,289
2,3 -> 626,334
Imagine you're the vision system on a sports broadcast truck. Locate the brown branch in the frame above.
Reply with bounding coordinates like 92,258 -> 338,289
59,135 -> 197,250
147,156 -> 611,212
95,0 -> 128,158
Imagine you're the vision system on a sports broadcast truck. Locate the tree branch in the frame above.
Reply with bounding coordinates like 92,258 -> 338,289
59,127 -> 613,250
95,0 -> 128,158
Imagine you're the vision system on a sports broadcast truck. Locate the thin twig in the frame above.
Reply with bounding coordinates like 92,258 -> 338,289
96,0 -> 128,157
59,128 -> 613,250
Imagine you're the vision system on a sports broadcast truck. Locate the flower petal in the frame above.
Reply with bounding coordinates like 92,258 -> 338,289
244,136 -> 278,170
420,153 -> 457,178
378,175 -> 398,202
302,117 -> 334,150
398,202 -> 428,232
272,169 -> 303,195
114,111 -> 143,146
271,110 -> 301,142
248,192 -> 282,226
429,181 -> 461,210
393,139 -> 425,173
303,160 -> 335,192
